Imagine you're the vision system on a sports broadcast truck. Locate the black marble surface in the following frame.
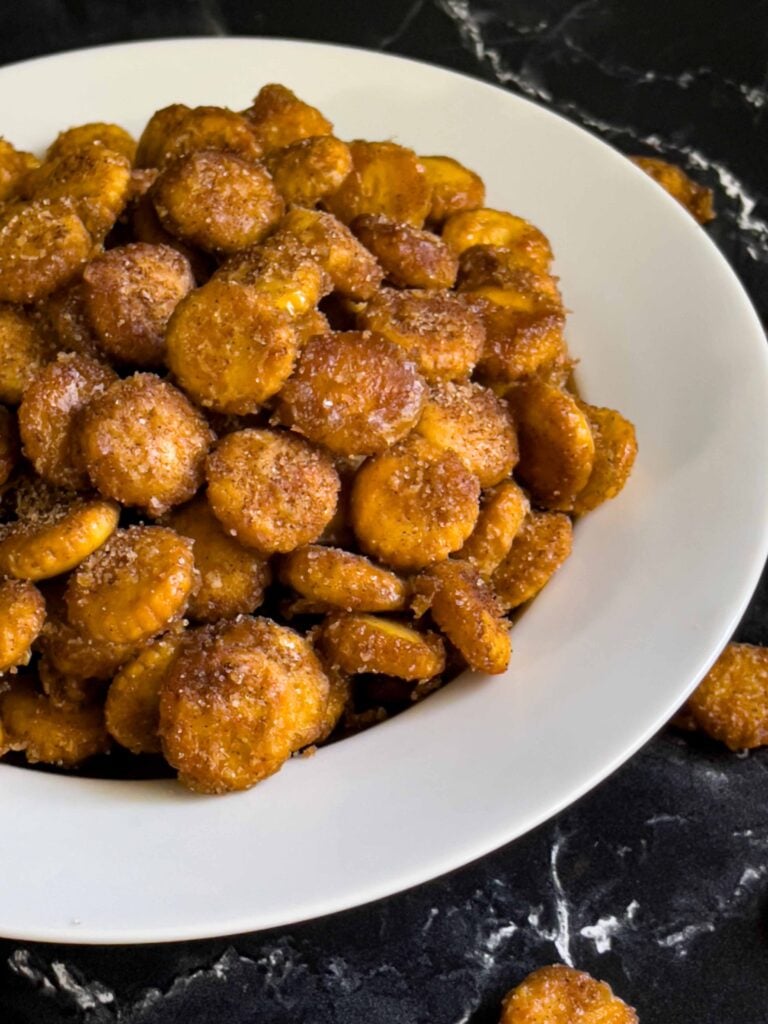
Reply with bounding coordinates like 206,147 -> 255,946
2,3 -> 768,1022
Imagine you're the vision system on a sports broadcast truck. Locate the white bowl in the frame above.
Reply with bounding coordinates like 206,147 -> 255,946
1,37 -> 767,944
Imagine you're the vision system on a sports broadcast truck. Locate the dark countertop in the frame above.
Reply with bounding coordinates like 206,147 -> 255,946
2,3 -> 768,1022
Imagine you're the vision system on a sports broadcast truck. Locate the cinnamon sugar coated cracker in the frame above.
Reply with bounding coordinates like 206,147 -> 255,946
167,497 -> 271,622
0,303 -> 57,403
412,560 -> 510,674
0,199 -> 92,303
319,614 -> 446,680
159,616 -> 330,793
277,330 -> 427,456
24,142 -> 131,239
687,643 -> 768,750
65,526 -> 196,645
414,380 -> 518,487
18,353 -> 117,489
106,631 -> 185,755
0,81 -> 642,787
80,373 -> 213,516
40,618 -> 137,681
632,156 -> 714,223
459,480 -> 530,578
0,580 -> 46,673
279,546 -> 407,613
0,483 -> 120,581
500,964 -> 638,1023
82,242 -> 194,366
1,677 -> 110,767
206,428 -> 340,554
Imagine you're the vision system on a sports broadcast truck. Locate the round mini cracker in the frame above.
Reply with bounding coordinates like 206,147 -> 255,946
165,278 -> 300,414
0,580 -> 46,672
18,352 -> 117,490
80,373 -> 213,516
152,150 -> 283,254
65,525 -> 196,645
159,616 -> 330,793
350,435 -> 480,571
167,497 -> 271,622
206,428 -> 340,554
82,242 -> 194,367
277,330 -> 426,457
688,643 -> 768,750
